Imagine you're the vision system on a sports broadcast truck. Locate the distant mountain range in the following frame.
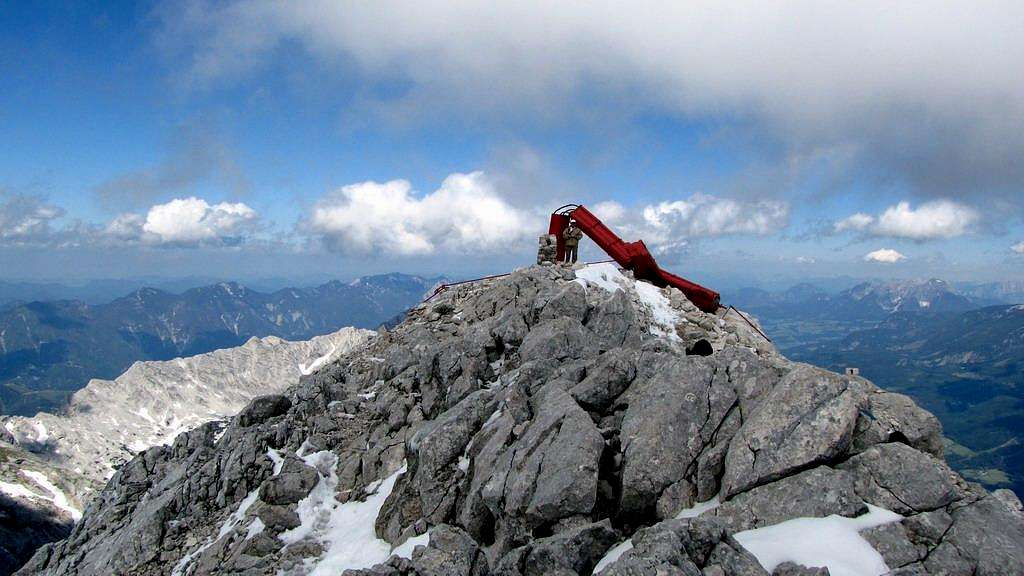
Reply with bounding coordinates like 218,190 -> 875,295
0,273 -> 441,416
0,275 -> 355,308
955,280 -> 1024,305
731,278 -> 991,321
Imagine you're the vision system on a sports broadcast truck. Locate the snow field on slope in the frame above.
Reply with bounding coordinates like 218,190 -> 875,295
300,343 -> 338,376
21,470 -> 82,520
733,504 -> 902,576
281,450 -> 422,575
0,471 -> 82,521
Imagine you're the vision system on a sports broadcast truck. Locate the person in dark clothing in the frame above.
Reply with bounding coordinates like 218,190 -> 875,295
563,222 -> 583,263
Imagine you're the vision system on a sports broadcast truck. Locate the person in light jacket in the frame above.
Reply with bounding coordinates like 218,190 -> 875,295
562,222 -> 583,263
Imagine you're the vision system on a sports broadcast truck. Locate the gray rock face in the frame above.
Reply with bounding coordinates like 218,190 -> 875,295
239,395 -> 293,427
838,443 -> 965,515
711,466 -> 865,532
721,365 -> 866,498
15,265 -> 1024,576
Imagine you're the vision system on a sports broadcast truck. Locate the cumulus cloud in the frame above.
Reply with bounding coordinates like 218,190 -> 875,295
0,193 -> 65,245
108,197 -> 260,246
873,201 -> 978,240
834,200 -> 978,240
864,248 -> 906,263
594,195 -> 788,250
159,1 -> 1024,202
1012,242 -> 1024,254
642,195 -> 788,238
833,213 -> 874,233
307,172 -> 533,256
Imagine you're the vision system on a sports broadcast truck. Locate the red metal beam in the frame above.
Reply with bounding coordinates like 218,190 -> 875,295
548,205 -> 721,312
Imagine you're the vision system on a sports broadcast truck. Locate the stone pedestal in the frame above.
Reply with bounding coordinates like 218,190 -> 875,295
537,234 -> 557,265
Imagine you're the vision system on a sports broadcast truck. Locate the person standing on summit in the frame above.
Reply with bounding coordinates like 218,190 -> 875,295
562,221 -> 583,263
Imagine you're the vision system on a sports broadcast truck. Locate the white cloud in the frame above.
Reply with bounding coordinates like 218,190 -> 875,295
104,213 -> 146,241
833,213 -> 874,233
873,200 -> 978,240
639,195 -> 789,241
1012,242 -> 1024,254
308,172 -> 533,256
591,201 -> 627,225
834,200 -> 978,240
108,197 -> 260,246
306,175 -> 786,258
0,193 -> 64,244
864,248 -> 906,263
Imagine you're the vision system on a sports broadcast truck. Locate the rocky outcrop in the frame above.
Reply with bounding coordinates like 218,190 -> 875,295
17,264 -> 1024,576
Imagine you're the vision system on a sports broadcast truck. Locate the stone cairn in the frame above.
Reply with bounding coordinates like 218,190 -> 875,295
537,234 -> 558,265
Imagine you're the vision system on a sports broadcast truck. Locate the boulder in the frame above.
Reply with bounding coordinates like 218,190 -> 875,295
712,466 -> 865,532
258,456 -> 319,505
721,366 -> 865,498
237,395 -> 292,427
837,442 -> 963,514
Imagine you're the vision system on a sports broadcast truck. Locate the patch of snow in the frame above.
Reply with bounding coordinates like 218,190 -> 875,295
21,470 -> 82,521
458,456 -> 471,472
483,409 -> 503,428
575,263 -> 682,340
733,504 -> 902,576
282,450 -> 413,575
217,489 -> 260,539
300,344 -> 338,376
593,538 -> 634,574
295,439 -> 316,458
33,421 -> 48,443
392,531 -> 430,559
245,518 -> 265,540
172,488 -> 260,576
0,480 -> 39,501
267,448 -> 285,476
634,281 -> 681,340
136,407 -> 155,423
574,262 -> 629,293
675,495 -> 721,519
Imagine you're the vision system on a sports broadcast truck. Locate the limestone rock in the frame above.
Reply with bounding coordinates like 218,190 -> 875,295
16,264 -> 1024,576
721,365 -> 865,498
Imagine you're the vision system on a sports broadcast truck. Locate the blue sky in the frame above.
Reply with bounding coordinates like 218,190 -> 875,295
2,1 -> 1023,287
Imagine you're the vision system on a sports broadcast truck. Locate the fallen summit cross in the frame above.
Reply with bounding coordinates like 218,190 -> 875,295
548,204 -> 721,313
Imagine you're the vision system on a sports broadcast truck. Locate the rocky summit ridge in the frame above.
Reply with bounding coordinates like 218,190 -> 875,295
18,263 -> 1024,576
